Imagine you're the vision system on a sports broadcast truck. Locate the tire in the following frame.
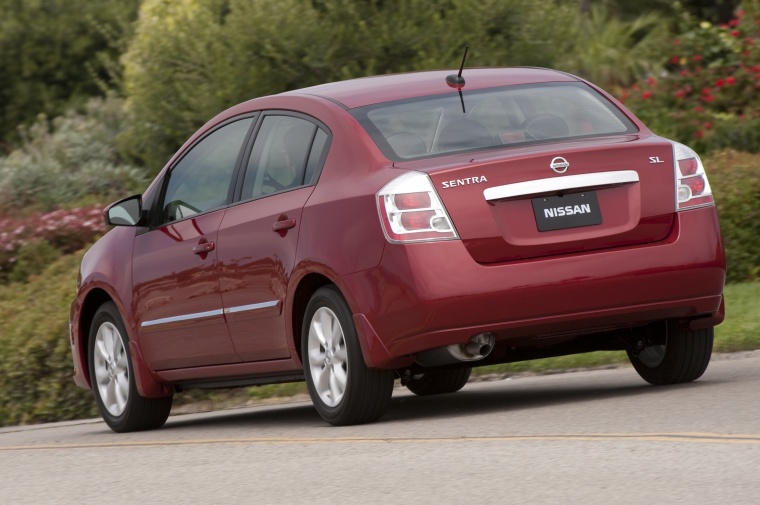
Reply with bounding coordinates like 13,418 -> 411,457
302,286 -> 394,426
627,323 -> 713,386
88,302 -> 172,432
405,368 -> 472,396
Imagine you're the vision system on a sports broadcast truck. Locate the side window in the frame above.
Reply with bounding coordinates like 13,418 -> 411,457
242,115 -> 327,200
304,128 -> 329,185
161,118 -> 253,224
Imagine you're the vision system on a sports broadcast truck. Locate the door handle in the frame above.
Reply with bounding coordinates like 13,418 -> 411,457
192,241 -> 215,254
272,218 -> 297,235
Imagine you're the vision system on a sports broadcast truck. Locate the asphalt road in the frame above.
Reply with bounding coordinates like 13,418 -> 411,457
2,351 -> 759,505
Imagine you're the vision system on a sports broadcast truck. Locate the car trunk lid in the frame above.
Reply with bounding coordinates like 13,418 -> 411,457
398,135 -> 676,263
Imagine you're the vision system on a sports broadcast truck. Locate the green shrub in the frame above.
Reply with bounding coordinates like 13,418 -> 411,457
7,240 -> 62,284
0,96 -> 148,212
620,2 -> 760,153
0,253 -> 98,427
705,149 -> 760,282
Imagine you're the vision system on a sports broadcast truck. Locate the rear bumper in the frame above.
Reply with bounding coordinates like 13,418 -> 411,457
342,207 -> 725,368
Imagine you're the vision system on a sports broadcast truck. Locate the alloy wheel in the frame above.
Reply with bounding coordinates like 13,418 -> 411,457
307,307 -> 348,407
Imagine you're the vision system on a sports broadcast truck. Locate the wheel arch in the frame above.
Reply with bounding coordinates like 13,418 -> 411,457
77,288 -> 114,387
77,287 -> 171,398
291,273 -> 334,365
289,271 -> 410,370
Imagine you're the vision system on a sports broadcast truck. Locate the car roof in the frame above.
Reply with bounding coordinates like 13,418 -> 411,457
283,67 -> 580,109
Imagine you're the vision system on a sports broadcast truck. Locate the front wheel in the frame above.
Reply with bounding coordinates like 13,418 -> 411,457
302,286 -> 394,425
627,323 -> 713,386
88,302 -> 172,432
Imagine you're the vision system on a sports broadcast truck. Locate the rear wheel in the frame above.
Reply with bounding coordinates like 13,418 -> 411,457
88,302 -> 172,432
302,286 -> 394,425
627,323 -> 713,385
405,368 -> 472,396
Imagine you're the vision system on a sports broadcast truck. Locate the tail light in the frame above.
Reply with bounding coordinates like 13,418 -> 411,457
377,171 -> 458,243
672,142 -> 714,211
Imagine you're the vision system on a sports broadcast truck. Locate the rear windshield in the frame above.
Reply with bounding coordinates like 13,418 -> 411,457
351,82 -> 637,160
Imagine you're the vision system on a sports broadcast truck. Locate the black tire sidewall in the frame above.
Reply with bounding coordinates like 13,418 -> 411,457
406,367 -> 472,396
628,324 -> 713,385
302,288 -> 356,422
88,302 -> 138,432
301,286 -> 393,425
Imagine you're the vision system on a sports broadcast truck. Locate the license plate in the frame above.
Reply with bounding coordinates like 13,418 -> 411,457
532,192 -> 602,232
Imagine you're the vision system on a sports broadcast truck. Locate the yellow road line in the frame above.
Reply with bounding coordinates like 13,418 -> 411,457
2,432 -> 760,451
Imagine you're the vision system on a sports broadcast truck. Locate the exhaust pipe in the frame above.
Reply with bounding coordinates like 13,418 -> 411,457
415,333 -> 496,366
449,333 -> 495,361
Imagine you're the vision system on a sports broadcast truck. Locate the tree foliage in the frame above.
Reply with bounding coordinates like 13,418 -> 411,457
122,0 -> 579,170
558,5 -> 669,87
0,0 -> 140,149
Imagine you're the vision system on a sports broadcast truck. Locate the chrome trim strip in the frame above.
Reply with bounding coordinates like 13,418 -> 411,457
224,300 -> 279,314
141,309 -> 224,328
483,170 -> 640,202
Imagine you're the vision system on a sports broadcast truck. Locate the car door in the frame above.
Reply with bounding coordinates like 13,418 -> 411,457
217,113 -> 330,361
132,116 -> 255,370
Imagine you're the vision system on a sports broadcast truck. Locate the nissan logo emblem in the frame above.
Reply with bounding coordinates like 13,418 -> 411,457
550,157 -> 570,174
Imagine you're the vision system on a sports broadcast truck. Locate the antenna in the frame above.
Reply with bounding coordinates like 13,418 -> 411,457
446,45 -> 469,113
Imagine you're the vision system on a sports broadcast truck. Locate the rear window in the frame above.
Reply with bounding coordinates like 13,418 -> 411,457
351,82 -> 637,160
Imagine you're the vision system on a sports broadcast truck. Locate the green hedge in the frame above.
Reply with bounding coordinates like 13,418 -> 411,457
706,149 -> 760,282
0,253 -> 97,426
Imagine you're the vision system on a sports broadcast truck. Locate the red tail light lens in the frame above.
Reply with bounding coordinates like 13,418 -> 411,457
684,175 -> 706,195
394,192 -> 431,210
400,210 -> 436,230
677,158 -> 698,176
672,142 -> 714,211
377,171 -> 458,243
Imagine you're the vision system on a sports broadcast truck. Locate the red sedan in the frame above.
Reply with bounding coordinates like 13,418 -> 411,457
69,68 -> 725,432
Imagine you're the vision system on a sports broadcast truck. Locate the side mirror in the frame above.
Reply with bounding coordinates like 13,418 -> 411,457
104,195 -> 143,226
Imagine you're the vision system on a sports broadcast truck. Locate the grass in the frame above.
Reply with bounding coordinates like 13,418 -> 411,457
713,281 -> 760,352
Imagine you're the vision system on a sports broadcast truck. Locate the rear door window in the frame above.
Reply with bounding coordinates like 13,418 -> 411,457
240,115 -> 329,201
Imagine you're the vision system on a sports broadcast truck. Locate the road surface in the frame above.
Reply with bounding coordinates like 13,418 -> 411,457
1,352 -> 759,504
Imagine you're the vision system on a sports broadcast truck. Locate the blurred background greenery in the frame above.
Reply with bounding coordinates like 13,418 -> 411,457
1,0 -> 758,427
